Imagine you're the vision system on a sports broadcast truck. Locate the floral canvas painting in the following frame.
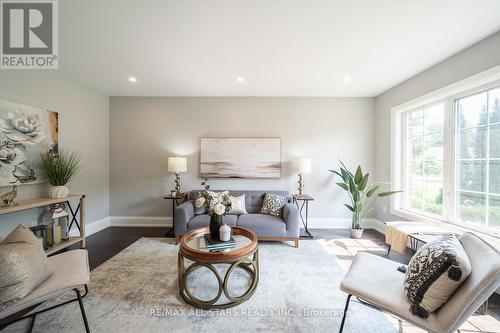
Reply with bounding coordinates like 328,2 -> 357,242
200,138 -> 281,178
0,98 -> 58,186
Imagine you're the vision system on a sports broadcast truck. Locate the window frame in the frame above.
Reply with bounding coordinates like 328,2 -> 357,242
390,65 -> 500,237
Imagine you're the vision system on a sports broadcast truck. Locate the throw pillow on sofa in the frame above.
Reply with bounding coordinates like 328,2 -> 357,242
228,194 -> 247,215
260,193 -> 287,218
404,234 -> 471,318
0,225 -> 54,308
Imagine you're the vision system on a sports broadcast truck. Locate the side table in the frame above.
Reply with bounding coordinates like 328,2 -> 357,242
292,194 -> 314,238
164,193 -> 188,237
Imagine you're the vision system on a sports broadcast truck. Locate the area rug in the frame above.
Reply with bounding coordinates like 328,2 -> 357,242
7,238 -> 399,333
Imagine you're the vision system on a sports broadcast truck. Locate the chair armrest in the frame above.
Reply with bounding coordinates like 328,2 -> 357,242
174,201 -> 194,236
283,203 -> 300,237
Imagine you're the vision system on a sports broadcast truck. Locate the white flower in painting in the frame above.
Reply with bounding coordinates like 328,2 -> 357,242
213,203 -> 226,216
194,197 -> 205,208
12,160 -> 36,183
0,109 -> 44,144
0,143 -> 16,163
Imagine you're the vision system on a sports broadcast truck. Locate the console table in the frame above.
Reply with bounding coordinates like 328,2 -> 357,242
0,194 -> 86,255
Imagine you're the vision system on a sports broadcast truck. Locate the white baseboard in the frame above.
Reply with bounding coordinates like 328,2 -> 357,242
73,216 -> 386,236
308,217 -> 384,231
109,216 -> 172,227
69,216 -> 110,237
362,218 -> 386,234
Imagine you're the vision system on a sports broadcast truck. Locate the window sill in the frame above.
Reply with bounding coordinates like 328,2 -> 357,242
390,208 -> 500,242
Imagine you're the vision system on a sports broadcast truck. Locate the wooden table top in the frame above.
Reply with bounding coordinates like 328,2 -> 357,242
179,227 -> 257,261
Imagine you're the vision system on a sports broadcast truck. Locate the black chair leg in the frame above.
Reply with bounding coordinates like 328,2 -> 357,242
74,288 -> 90,333
28,314 -> 36,333
386,245 -> 391,256
339,294 -> 352,333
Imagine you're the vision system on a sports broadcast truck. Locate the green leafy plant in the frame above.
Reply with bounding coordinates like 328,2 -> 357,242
329,160 -> 401,229
40,150 -> 81,186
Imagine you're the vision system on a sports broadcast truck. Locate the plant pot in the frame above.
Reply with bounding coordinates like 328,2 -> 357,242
209,214 -> 223,240
350,228 -> 364,239
49,186 -> 69,199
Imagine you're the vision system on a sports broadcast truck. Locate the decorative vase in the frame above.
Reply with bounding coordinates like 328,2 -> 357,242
49,186 -> 69,199
219,224 -> 231,242
210,214 -> 223,240
350,228 -> 364,239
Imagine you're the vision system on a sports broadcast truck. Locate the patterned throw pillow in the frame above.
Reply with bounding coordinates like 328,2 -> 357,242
260,193 -> 287,217
228,194 -> 247,215
404,235 -> 471,318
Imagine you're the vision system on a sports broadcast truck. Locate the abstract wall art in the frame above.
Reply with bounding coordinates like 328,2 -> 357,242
200,138 -> 281,179
0,98 -> 58,186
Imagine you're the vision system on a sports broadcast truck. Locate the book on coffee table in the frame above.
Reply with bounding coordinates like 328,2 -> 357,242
204,234 -> 236,250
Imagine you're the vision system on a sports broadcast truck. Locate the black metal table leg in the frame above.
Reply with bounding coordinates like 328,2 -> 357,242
295,198 -> 313,239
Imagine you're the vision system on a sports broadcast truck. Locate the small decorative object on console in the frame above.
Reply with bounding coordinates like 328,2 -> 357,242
42,203 -> 70,245
40,150 -> 81,199
1,186 -> 17,207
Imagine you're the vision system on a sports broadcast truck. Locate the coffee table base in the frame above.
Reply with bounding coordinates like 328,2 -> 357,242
178,249 -> 259,309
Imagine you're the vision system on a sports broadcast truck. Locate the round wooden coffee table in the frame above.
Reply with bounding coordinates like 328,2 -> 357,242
178,227 -> 259,309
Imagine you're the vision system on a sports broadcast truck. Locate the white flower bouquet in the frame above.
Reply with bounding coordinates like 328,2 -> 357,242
195,190 -> 232,216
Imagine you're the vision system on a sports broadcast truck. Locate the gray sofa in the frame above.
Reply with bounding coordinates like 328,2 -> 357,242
174,190 -> 300,247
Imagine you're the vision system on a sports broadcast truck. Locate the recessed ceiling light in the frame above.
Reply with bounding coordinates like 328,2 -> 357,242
236,77 -> 245,83
343,77 -> 351,83
128,76 -> 137,83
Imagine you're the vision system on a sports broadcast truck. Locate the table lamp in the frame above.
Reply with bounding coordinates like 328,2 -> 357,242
292,157 -> 311,195
168,156 -> 187,195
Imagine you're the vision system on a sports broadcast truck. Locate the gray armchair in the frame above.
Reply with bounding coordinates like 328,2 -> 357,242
174,190 -> 301,247
338,232 -> 500,333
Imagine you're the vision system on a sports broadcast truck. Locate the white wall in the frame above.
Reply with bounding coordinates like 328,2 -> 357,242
374,31 -> 500,222
0,71 -> 110,236
110,97 -> 375,227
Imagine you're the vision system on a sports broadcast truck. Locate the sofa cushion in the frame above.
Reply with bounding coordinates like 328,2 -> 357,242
188,190 -> 291,214
187,214 -> 237,230
0,225 -> 53,308
228,194 -> 248,215
236,214 -> 286,237
260,193 -> 287,217
404,235 -> 471,318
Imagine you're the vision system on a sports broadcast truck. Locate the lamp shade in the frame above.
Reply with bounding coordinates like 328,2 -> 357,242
292,157 -> 311,174
167,156 -> 187,173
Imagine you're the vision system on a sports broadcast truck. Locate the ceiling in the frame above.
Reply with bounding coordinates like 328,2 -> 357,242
59,0 -> 500,97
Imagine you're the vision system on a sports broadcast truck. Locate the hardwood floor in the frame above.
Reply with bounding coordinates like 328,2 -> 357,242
67,227 -> 166,270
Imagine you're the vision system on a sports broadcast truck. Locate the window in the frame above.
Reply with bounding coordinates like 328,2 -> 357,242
404,104 -> 444,217
455,87 -> 500,228
392,66 -> 500,235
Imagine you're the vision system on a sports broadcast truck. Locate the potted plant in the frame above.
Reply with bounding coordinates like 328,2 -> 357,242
40,150 -> 81,199
329,161 -> 401,239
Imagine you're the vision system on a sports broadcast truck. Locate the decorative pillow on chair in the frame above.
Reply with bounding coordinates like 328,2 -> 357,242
404,234 -> 471,318
228,194 -> 247,215
260,193 -> 287,218
0,225 -> 53,307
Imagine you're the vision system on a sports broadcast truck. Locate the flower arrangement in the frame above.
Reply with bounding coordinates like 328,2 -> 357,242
195,190 -> 232,216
